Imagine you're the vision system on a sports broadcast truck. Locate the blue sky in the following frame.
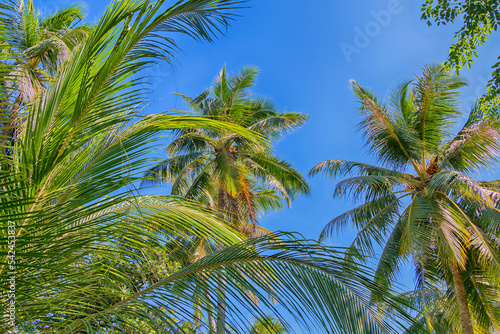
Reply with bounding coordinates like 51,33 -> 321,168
101,0 -> 500,245
66,0 -> 499,269
39,0 -> 500,326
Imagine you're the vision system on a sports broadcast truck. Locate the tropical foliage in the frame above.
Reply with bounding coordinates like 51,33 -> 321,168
1,0 -> 89,99
401,289 -> 460,333
2,0 -> 499,331
0,0 -> 412,333
311,65 -> 500,334
421,0 -> 500,114
144,66 -> 310,213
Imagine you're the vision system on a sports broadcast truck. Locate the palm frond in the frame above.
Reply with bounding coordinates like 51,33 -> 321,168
351,80 -> 420,169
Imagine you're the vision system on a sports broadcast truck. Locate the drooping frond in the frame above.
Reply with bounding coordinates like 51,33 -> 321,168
318,193 -> 401,244
440,114 -> 500,174
244,151 -> 310,205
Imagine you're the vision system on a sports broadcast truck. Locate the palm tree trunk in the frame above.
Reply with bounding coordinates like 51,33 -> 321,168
216,273 -> 227,333
450,265 -> 474,334
206,288 -> 216,333
215,187 -> 230,333
194,302 -> 202,332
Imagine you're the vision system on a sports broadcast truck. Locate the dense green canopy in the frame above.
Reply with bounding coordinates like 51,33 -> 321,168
0,0 -> 412,333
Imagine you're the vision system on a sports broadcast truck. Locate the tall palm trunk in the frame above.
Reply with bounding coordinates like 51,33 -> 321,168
215,187 -> 231,333
205,286 -> 216,333
194,301 -> 202,331
208,301 -> 217,333
216,273 -> 227,333
451,265 -> 474,334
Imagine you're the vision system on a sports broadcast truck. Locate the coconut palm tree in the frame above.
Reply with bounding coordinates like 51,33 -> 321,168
310,65 -> 500,334
143,66 -> 310,332
144,66 -> 310,210
0,0 -> 89,154
1,0 -> 89,98
0,0 -> 411,333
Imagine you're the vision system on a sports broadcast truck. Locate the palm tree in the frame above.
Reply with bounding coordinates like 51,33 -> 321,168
145,66 -> 310,211
1,0 -> 89,97
0,0 -> 89,153
143,66 -> 310,332
0,0 -> 411,333
311,65 -> 500,334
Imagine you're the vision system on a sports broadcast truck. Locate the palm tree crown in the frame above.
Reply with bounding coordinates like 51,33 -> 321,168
145,66 -> 310,223
0,0 -> 89,155
1,0 -> 89,100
